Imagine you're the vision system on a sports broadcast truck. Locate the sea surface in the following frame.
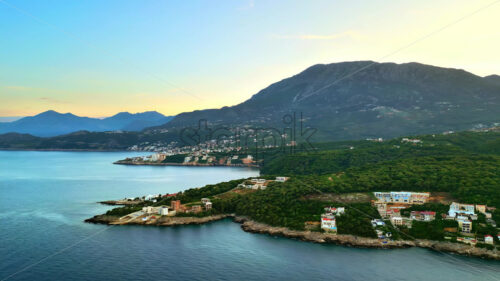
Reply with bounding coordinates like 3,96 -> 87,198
0,151 -> 498,281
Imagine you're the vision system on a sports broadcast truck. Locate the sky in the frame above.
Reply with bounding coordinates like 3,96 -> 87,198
1,0 -> 500,118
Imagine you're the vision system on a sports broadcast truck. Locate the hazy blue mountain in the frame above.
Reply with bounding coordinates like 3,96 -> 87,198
0,110 -> 173,137
161,61 -> 500,141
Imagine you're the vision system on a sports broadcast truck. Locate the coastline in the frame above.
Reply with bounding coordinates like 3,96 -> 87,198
113,160 -> 260,168
84,214 -> 499,260
0,148 -> 127,152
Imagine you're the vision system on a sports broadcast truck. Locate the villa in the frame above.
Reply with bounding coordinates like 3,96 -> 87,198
321,214 -> 337,232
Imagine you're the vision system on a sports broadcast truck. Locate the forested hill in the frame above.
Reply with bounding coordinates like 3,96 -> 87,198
158,61 -> 500,141
261,131 -> 500,175
259,130 -> 500,208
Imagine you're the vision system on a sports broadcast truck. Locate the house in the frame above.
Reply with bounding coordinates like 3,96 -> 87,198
401,138 -> 422,144
158,206 -> 170,216
391,216 -> 403,226
484,235 -> 494,245
410,211 -> 436,221
476,205 -> 487,214
458,219 -> 472,233
321,214 -> 337,232
241,155 -> 254,164
448,202 -> 475,218
201,198 -> 211,204
324,207 -> 345,215
205,202 -> 212,210
275,177 -> 290,183
142,206 -> 158,214
190,205 -> 202,213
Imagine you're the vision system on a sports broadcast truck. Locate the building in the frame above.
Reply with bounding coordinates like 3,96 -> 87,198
275,177 -> 290,183
324,207 -> 345,215
142,206 -> 158,214
410,211 -> 436,221
391,216 -> 403,226
475,205 -> 487,214
401,138 -> 422,144
201,198 -> 211,204
205,202 -> 212,210
158,206 -> 170,216
448,202 -> 475,218
484,235 -> 494,245
373,192 -> 429,204
171,200 -> 182,211
190,205 -> 202,213
458,219 -> 472,233
242,155 -> 254,164
321,214 -> 337,232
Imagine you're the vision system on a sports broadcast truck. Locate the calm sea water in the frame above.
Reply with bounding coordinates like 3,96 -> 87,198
0,151 -> 498,281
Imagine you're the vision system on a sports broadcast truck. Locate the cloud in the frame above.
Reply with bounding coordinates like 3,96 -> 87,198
272,30 -> 361,40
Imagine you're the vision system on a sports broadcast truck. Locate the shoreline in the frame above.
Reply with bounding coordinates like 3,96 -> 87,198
0,148 -> 127,152
113,160 -> 260,168
84,214 -> 499,260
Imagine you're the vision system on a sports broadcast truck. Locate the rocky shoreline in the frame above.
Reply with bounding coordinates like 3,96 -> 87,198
233,217 -> 500,260
84,214 -> 499,260
98,200 -> 141,206
85,214 -> 232,226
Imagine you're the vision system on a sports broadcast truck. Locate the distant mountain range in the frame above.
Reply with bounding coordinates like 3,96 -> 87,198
0,110 -> 173,137
0,61 -> 499,149
161,61 -> 500,141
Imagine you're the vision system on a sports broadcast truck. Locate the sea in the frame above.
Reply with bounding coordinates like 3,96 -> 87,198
0,151 -> 498,281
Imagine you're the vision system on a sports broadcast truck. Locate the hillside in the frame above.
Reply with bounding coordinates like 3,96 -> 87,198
161,61 -> 500,141
0,110 -> 173,137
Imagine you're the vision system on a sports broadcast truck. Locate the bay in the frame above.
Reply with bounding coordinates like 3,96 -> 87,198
0,151 -> 498,281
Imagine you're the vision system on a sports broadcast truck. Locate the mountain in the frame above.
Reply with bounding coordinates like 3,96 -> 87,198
0,110 -> 173,137
484,74 -> 500,86
161,61 -> 500,141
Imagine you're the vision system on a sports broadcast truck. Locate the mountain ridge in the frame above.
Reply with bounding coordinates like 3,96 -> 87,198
160,61 -> 500,141
0,110 -> 174,137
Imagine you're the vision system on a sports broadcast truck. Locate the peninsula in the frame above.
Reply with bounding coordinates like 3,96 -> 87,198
86,130 -> 500,260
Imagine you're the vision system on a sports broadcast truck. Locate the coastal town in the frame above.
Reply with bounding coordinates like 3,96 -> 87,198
115,150 -> 259,167
95,182 -> 499,253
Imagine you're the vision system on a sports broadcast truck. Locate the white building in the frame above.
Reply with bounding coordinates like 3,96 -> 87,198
448,202 -> 475,217
324,207 -> 345,215
373,192 -> 429,204
205,202 -> 212,210
484,235 -> 494,245
321,214 -> 337,232
142,206 -> 158,214
275,177 -> 290,183
158,206 -> 170,216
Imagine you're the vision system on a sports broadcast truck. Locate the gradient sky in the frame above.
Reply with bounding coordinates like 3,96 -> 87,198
1,0 -> 500,117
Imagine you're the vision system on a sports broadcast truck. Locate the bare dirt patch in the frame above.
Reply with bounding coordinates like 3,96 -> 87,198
305,192 -> 373,203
